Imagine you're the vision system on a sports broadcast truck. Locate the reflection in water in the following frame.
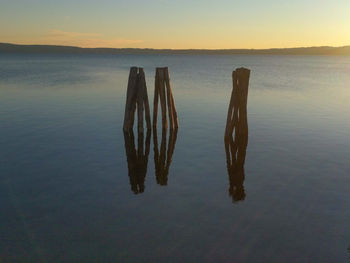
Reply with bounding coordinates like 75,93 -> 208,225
123,130 -> 151,194
225,132 -> 248,202
153,128 -> 178,186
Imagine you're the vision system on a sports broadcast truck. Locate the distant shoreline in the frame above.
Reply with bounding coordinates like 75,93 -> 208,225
1,43 -> 350,56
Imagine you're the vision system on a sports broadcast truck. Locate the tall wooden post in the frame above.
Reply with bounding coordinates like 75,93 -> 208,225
123,67 -> 138,132
224,67 -> 250,202
152,67 -> 178,186
225,67 -> 250,138
153,67 -> 178,130
123,67 -> 151,135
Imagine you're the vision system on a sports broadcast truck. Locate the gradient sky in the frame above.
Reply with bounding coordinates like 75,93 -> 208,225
1,0 -> 350,49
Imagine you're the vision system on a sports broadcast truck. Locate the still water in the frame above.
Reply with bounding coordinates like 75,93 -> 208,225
0,54 -> 349,262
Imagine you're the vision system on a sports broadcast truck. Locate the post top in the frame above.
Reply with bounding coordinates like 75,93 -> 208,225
130,66 -> 144,73
233,67 -> 251,77
236,67 -> 250,73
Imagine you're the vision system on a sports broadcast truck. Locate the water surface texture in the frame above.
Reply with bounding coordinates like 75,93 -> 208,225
1,54 -> 350,262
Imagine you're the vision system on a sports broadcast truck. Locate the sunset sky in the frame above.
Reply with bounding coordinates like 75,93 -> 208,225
1,0 -> 350,49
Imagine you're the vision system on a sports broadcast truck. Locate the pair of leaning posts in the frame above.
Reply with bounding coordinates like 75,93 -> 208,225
123,67 -> 178,135
123,66 -> 250,140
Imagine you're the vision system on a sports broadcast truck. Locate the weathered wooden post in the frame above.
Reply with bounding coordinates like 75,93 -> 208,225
152,67 -> 178,186
224,67 -> 250,202
153,67 -> 178,130
123,67 -> 151,135
225,67 -> 250,138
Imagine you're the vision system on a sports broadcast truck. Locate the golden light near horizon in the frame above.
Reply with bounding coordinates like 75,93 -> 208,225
1,0 -> 350,49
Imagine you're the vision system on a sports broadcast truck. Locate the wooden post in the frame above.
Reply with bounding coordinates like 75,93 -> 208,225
123,67 -> 138,131
164,67 -> 179,129
153,69 -> 160,129
158,69 -> 167,130
153,67 -> 178,130
225,67 -> 250,138
170,92 -> 179,129
224,67 -> 250,202
123,67 -> 152,135
164,67 -> 174,130
140,69 -> 151,131
225,71 -> 237,137
136,72 -> 144,135
236,68 -> 250,138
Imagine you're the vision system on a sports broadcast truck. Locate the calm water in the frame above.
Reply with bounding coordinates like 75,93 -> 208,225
0,54 -> 350,262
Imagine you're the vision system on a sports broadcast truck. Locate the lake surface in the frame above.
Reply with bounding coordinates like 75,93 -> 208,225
0,54 -> 349,262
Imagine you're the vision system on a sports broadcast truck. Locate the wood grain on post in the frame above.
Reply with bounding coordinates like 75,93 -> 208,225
164,67 -> 175,130
123,67 -> 138,131
169,71 -> 178,128
158,68 -> 167,130
164,67 -> 178,129
237,68 -> 250,137
231,71 -> 239,137
139,68 -> 151,130
136,69 -> 144,135
167,68 -> 178,128
225,70 -> 237,137
129,91 -> 137,130
153,69 -> 160,129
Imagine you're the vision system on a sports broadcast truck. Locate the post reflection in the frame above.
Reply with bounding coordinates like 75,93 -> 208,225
123,130 -> 151,194
225,131 -> 248,202
153,128 -> 178,186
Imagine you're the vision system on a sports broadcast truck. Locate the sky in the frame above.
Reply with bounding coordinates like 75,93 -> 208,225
0,0 -> 350,49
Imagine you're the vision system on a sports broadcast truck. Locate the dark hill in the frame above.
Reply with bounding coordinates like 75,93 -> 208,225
1,43 -> 349,55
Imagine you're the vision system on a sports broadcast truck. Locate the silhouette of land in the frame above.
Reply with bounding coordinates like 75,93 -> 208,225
1,43 -> 350,55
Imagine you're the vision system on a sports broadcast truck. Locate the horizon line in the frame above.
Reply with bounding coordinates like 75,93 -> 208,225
1,42 -> 350,51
